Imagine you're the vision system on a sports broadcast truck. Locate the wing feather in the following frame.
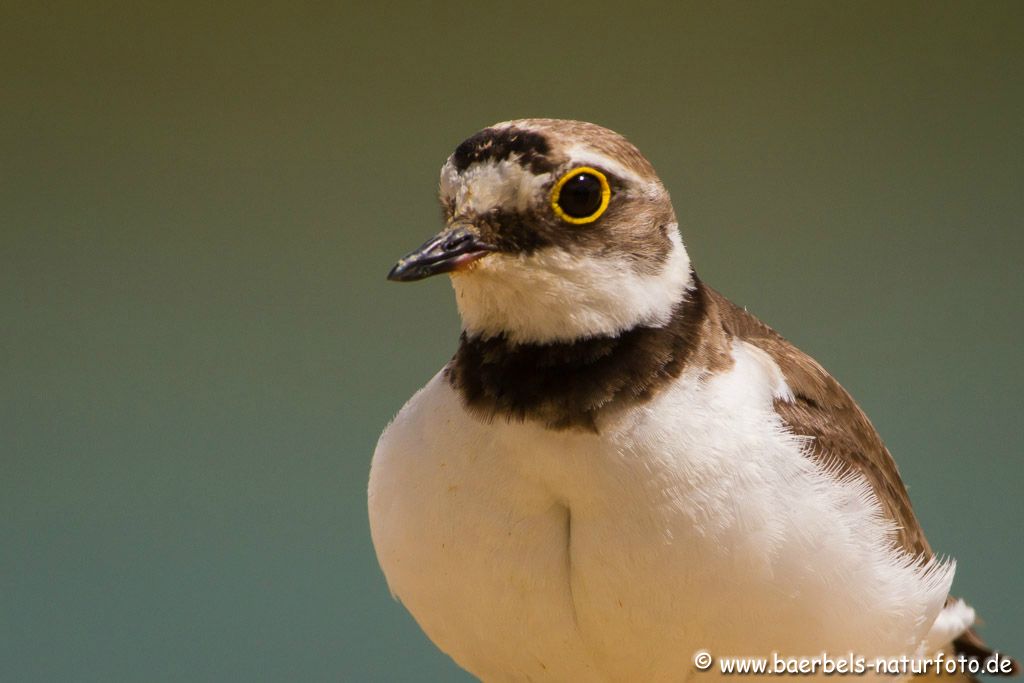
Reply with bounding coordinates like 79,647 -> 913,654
702,284 -> 1016,672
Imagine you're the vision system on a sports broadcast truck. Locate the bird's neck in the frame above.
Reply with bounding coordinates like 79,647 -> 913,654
445,274 -> 724,432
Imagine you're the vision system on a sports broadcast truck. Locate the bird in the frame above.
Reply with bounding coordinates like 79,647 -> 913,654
368,119 -> 1016,682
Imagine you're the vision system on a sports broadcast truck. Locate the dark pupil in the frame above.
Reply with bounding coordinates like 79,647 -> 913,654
558,173 -> 603,218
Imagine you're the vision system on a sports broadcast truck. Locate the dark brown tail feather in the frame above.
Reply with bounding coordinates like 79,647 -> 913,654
952,624 -> 1020,676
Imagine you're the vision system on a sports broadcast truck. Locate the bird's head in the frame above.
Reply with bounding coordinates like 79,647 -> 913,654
388,119 -> 692,344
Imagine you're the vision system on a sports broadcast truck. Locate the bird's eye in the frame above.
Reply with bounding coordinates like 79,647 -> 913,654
550,167 -> 611,224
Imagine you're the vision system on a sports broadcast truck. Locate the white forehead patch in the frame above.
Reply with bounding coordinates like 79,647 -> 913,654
440,158 -> 552,215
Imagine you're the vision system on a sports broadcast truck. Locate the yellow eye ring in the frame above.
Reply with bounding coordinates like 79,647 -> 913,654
550,167 -> 611,225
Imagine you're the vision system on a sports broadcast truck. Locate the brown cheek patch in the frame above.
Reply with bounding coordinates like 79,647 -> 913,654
546,193 -> 675,275
594,199 -> 675,274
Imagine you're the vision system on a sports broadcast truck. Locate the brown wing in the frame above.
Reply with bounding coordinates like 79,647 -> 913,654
703,285 -> 1018,673
704,285 -> 931,557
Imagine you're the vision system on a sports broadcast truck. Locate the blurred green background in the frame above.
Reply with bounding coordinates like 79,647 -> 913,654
2,1 -> 1021,680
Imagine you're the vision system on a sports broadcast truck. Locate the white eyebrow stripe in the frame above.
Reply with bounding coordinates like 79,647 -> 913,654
562,146 -> 644,185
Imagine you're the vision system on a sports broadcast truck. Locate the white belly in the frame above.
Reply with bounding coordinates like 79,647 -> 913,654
368,347 -> 954,682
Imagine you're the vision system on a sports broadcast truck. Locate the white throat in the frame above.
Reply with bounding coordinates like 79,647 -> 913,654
451,228 -> 693,344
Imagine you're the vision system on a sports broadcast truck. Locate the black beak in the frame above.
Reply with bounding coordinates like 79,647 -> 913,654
387,226 -> 498,282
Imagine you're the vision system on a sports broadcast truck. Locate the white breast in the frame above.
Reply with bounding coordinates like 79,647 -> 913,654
368,343 -> 956,682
